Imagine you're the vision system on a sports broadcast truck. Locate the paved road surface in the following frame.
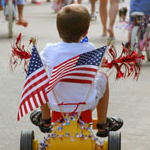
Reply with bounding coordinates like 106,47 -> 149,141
0,0 -> 150,150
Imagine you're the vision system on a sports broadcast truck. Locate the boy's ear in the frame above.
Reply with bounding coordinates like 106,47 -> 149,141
82,30 -> 88,38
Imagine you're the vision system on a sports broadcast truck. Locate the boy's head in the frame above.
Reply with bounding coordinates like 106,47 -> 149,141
57,4 -> 90,43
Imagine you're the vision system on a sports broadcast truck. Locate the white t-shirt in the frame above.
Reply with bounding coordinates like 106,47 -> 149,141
40,41 -> 99,112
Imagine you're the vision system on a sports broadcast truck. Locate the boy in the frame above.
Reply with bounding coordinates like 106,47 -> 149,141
30,4 -> 123,137
126,0 -> 150,49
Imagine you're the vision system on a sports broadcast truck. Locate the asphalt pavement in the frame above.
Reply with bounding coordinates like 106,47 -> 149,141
0,0 -> 150,150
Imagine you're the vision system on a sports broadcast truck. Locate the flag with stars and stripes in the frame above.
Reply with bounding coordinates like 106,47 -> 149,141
47,46 -> 107,93
17,46 -> 49,121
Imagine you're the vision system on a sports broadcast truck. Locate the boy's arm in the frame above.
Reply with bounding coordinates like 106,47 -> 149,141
41,104 -> 51,120
101,57 -> 109,68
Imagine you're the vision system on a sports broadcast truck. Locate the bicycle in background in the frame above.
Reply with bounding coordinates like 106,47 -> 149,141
0,0 -> 16,38
130,11 -> 150,61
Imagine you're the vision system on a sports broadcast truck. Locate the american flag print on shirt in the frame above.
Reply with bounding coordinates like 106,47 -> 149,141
17,46 -> 49,121
47,46 -> 107,93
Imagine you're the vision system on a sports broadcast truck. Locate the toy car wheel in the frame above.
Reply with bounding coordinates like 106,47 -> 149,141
146,43 -> 150,61
146,25 -> 150,61
108,131 -> 121,150
20,130 -> 34,150
131,26 -> 141,54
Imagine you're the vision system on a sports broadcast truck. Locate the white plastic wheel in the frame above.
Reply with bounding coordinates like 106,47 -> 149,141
146,25 -> 150,61
130,26 -> 142,55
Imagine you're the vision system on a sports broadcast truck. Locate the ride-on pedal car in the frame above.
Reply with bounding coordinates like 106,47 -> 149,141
20,114 -> 121,150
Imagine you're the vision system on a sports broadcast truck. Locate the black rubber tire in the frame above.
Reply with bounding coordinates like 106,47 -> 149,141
108,131 -> 121,150
20,130 -> 34,150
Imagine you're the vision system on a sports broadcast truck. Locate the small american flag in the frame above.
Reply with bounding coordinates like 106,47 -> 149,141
47,46 -> 107,93
17,46 -> 49,121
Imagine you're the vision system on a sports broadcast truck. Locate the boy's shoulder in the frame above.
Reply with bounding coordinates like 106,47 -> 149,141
44,42 -> 95,52
43,42 -> 61,53
44,42 -> 60,49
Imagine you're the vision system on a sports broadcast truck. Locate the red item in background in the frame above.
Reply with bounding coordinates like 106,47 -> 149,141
103,44 -> 145,80
10,33 -> 32,73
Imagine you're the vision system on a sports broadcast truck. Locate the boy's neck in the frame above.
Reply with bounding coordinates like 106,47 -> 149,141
62,36 -> 85,43
62,40 -> 80,43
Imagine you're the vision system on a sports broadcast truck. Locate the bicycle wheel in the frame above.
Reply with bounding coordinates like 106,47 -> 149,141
146,25 -> 150,61
7,0 -> 13,38
130,26 -> 142,55
20,130 -> 34,150
108,131 -> 121,150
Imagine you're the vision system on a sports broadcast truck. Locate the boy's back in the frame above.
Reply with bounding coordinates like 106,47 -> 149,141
41,41 -> 100,112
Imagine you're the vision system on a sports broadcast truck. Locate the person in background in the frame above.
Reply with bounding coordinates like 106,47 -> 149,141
90,0 -> 97,21
31,0 -> 50,4
82,0 -> 119,38
0,0 -> 2,10
99,0 -> 119,39
0,0 -> 28,27
77,0 -> 97,21
125,0 -> 150,49
16,0 -> 28,27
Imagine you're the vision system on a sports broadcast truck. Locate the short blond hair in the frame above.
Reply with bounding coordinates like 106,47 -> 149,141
57,4 -> 90,43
